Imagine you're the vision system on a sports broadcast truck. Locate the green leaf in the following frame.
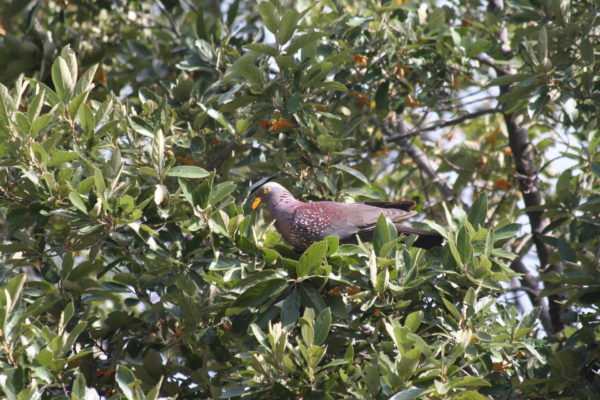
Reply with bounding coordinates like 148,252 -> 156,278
58,57 -> 75,101
275,55 -> 296,70
591,162 -> 600,179
4,274 -> 27,319
68,91 -> 89,120
494,223 -> 520,240
151,129 -> 165,175
208,182 -> 237,206
277,9 -> 300,45
243,43 -> 278,56
0,243 -> 29,253
442,297 -> 461,322
258,1 -> 278,34
297,240 -> 327,277
457,227 -> 473,265
404,311 -> 423,333
364,363 -> 380,396
468,193 -> 487,227
281,288 -> 301,327
314,307 -> 331,345
466,39 -> 491,57
26,91 -> 45,123
373,214 -> 398,257
0,84 -> 10,134
59,302 -> 75,333
375,268 -> 389,294
74,64 -> 98,95
325,236 -> 338,256
389,387 -> 428,400
31,113 -> 54,137
486,73 -> 531,87
557,238 -> 576,262
145,376 -> 163,400
195,8 -> 208,40
94,168 -> 105,194
116,365 -> 138,400
450,391 -> 491,400
334,164 -> 369,185
286,32 -> 327,54
232,278 -> 287,308
47,150 -> 80,167
167,166 -> 210,179
63,321 -> 87,356
30,142 -> 48,163
205,107 -> 235,133
319,81 -> 348,92
449,376 -> 491,388
71,373 -> 86,400
69,192 -> 87,213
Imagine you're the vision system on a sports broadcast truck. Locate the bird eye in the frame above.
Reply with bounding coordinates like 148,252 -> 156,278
263,185 -> 272,194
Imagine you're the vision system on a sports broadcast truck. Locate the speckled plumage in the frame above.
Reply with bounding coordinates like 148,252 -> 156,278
253,182 -> 443,250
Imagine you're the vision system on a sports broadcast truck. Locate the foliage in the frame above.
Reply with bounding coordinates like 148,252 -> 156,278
0,0 -> 599,399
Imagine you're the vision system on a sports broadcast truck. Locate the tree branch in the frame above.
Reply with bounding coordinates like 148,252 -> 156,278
488,0 -> 565,334
386,108 -> 499,142
382,115 -> 457,203
155,0 -> 181,38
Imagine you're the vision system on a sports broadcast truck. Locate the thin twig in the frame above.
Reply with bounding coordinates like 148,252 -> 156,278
387,108 -> 499,142
155,0 -> 181,37
383,115 -> 457,203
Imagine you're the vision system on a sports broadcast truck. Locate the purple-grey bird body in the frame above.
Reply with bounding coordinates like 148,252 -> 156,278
252,182 -> 443,250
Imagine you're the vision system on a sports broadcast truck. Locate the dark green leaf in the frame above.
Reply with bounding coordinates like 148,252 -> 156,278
47,150 -> 80,167
314,307 -> 331,345
494,223 -> 520,240
277,9 -> 300,45
281,288 -> 301,327
334,164 -> 369,185
258,2 -> 278,34
298,240 -> 327,277
243,43 -> 278,56
232,278 -> 287,308
468,193 -> 487,227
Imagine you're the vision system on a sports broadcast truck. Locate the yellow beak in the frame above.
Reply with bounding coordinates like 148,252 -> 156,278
252,197 -> 262,210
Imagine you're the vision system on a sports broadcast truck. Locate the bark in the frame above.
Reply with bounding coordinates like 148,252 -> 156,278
382,116 -> 456,203
489,0 -> 565,334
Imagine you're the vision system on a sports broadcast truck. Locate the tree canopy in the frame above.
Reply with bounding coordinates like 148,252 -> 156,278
0,0 -> 599,399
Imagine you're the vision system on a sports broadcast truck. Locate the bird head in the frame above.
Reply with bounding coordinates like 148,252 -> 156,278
251,182 -> 288,210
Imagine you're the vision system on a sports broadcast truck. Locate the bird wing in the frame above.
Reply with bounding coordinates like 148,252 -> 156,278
300,202 -> 417,240
361,200 -> 416,211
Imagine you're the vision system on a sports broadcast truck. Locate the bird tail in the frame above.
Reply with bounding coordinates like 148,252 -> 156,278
394,225 -> 444,249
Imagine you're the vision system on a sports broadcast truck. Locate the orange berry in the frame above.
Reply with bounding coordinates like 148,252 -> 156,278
346,286 -> 361,295
493,178 -> 511,191
492,361 -> 511,371
405,95 -> 421,107
268,117 -> 294,132
353,54 -> 367,67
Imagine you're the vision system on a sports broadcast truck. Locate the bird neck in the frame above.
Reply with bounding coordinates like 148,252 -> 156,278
266,190 -> 300,219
